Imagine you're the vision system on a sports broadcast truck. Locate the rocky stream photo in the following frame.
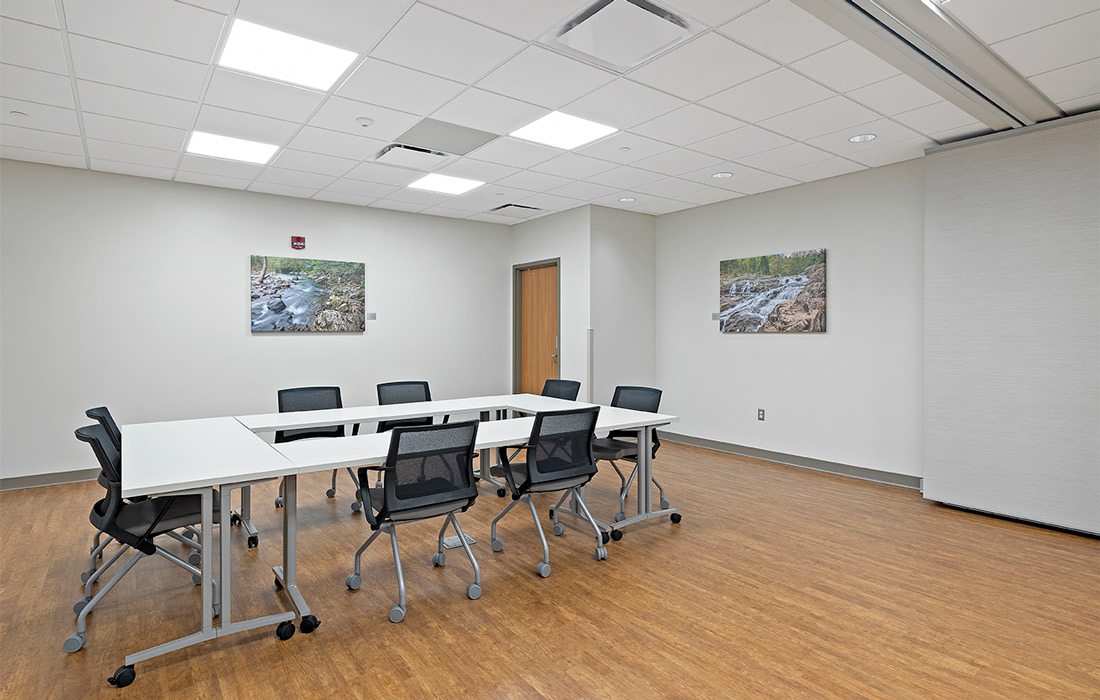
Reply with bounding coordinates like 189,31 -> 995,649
718,249 -> 826,333
250,255 -> 365,333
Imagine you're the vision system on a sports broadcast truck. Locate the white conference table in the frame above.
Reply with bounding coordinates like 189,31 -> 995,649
121,393 -> 677,673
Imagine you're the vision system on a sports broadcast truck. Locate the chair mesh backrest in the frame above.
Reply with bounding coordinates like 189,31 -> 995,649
526,407 -> 599,485
275,386 -> 345,443
382,420 -> 478,515
609,386 -> 663,453
541,379 -> 581,400
76,423 -> 120,484
377,381 -> 433,432
86,406 -> 122,452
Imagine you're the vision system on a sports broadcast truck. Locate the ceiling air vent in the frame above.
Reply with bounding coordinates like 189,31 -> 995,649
546,0 -> 697,72
489,204 -> 542,218
374,143 -> 451,170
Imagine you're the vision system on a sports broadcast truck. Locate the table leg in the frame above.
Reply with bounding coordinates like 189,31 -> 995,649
273,474 -> 314,624
477,410 -> 505,492
232,485 -> 259,547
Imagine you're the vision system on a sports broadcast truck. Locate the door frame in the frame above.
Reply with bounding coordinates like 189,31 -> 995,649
512,258 -> 561,394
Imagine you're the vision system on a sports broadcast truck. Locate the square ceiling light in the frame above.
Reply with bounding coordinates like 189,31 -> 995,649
186,131 -> 279,164
218,19 -> 358,90
509,111 -> 617,150
407,173 -> 485,195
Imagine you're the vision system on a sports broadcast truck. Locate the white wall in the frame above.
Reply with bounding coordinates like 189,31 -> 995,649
655,160 -> 925,476
589,205 -> 656,404
923,117 -> 1100,533
0,160 -> 512,478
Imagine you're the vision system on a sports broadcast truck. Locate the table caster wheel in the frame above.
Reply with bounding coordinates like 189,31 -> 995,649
595,547 -> 608,561
496,488 -> 506,498
670,512 -> 682,524
389,605 -> 406,623
345,574 -> 361,590
275,621 -> 295,640
613,512 -> 626,522
601,531 -> 611,545
192,573 -> 202,586
491,538 -> 504,553
466,583 -> 481,600
610,529 -> 623,542
432,552 -> 446,567
213,604 -> 220,619
660,499 -> 670,509
63,632 -> 86,653
188,552 -> 202,566
552,523 -> 565,536
326,488 -> 336,498
350,501 -> 362,513
274,497 -> 284,508
80,570 -> 93,584
108,665 -> 135,688
274,576 -> 284,591
300,615 -> 320,633
230,513 -> 241,526
535,562 -> 551,578
73,598 -> 89,615
247,535 -> 259,549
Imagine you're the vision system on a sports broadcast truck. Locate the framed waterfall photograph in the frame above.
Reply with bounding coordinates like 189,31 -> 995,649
250,255 -> 365,333
718,249 -> 826,333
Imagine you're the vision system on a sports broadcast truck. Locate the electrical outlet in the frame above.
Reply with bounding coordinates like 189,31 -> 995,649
757,408 -> 765,421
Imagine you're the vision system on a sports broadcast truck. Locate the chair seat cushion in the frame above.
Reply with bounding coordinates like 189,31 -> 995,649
506,462 -> 591,493
591,437 -> 638,461
365,487 -> 468,522
112,492 -> 221,540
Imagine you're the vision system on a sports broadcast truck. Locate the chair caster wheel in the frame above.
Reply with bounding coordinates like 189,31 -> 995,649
595,547 -> 608,561
275,620 -> 295,640
63,632 -> 86,653
230,513 -> 241,526
491,538 -> 504,553
670,512 -> 682,524
80,570 -> 93,584
432,552 -> 446,567
182,529 -> 196,540
389,606 -> 406,623
613,512 -> 626,522
535,562 -> 551,578
326,488 -> 336,498
188,552 -> 202,566
350,501 -> 362,513
552,523 -> 566,536
300,615 -> 320,633
345,574 -> 361,590
274,497 -> 284,508
601,531 -> 611,545
213,604 -> 220,619
660,499 -> 670,509
192,573 -> 202,586
610,529 -> 623,542
466,583 -> 481,600
108,665 -> 135,688
247,535 -> 259,549
73,598 -> 90,615
274,576 -> 284,591
496,488 -> 506,498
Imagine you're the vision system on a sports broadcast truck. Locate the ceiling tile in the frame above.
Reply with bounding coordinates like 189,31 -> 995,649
0,124 -> 84,154
286,126 -> 386,160
586,165 -> 664,188
420,205 -> 476,219
702,68 -> 834,122
435,158 -> 519,182
179,153 -> 264,178
342,160 -> 422,186
467,212 -> 519,224
632,148 -> 723,176
929,122 -> 992,144
255,167 -> 335,189
0,98 -> 79,134
530,152 -> 617,179
516,192 -> 583,211
806,117 -> 922,156
86,138 -> 179,168
688,124 -> 793,160
371,199 -> 427,213
720,168 -> 799,195
633,198 -> 695,215
991,10 -> 1100,77
719,0 -> 845,63
77,81 -> 197,129
680,161 -> 757,189
847,74 -> 942,115
676,186 -> 742,205
308,96 -> 420,141
631,105 -> 743,147
466,183 -> 534,202
249,181 -> 318,198
338,58 -> 465,116
1029,57 -> 1100,104
0,18 -> 68,73
737,142 -> 833,171
2,145 -> 85,167
628,32 -> 778,101
312,190 -> 375,206
195,104 -> 300,145
496,170 -> 572,192
1057,93 -> 1100,113
790,41 -> 900,93
417,195 -> 496,213
384,187 -> 451,206
1,0 -> 59,25
660,0 -> 766,25
759,95 -> 879,141
370,4 -> 524,83
68,35 -> 207,100
89,159 -> 173,180
176,170 -> 251,189
590,191 -> 658,210
236,0 -> 414,53
846,137 -> 932,167
547,179 -> 619,200
478,45 -> 615,109
178,0 -> 237,14
575,131 -> 674,164
322,178 -> 399,198
468,137 -> 560,168
941,0 -> 1098,45
272,149 -> 358,176
63,0 -> 225,63
632,177 -> 709,198
893,100 -> 976,135
0,64 -> 75,108
82,113 -> 187,150
431,88 -> 545,136
419,0 -> 589,40
205,69 -> 326,123
780,156 -> 864,183
565,78 -> 686,131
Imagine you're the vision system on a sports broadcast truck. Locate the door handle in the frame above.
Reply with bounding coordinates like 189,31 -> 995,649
550,354 -> 559,359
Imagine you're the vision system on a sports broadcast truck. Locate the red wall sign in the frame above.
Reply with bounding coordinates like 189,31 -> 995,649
291,236 -> 305,250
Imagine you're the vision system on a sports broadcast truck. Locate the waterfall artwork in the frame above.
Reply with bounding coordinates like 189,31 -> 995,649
718,249 -> 826,333
250,255 -> 365,333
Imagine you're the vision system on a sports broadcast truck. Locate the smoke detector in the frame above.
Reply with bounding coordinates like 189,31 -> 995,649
546,0 -> 698,72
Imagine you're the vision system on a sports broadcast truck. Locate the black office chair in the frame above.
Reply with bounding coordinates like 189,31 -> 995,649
490,406 -> 607,577
65,424 -> 220,658
344,420 -> 481,623
540,378 -> 581,400
274,386 -> 363,513
376,380 -> 443,431
591,386 -> 667,522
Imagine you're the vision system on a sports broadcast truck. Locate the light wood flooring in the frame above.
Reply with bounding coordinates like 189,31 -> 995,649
1,442 -> 1097,698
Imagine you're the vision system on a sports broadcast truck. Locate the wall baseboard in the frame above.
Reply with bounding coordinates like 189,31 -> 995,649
662,432 -> 922,490
0,468 -> 99,492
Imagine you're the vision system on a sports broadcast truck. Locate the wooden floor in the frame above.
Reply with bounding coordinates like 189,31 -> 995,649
1,443 -> 1098,698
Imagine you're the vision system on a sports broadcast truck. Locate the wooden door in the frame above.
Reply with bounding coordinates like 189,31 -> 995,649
517,263 -> 559,394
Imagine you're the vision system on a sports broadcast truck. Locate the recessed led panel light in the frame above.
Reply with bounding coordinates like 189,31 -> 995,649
618,197 -> 636,202
407,173 -> 485,195
186,131 -> 279,164
218,19 -> 358,90
509,111 -> 618,150
712,171 -> 733,179
849,133 -> 877,143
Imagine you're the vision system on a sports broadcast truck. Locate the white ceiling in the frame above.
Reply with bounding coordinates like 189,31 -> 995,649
0,0 -> 1095,222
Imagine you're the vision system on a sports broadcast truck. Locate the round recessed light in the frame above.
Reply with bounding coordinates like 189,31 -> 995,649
355,116 -> 374,128
618,197 -> 636,203
849,133 -> 876,143
8,110 -> 28,118
712,171 -> 733,179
